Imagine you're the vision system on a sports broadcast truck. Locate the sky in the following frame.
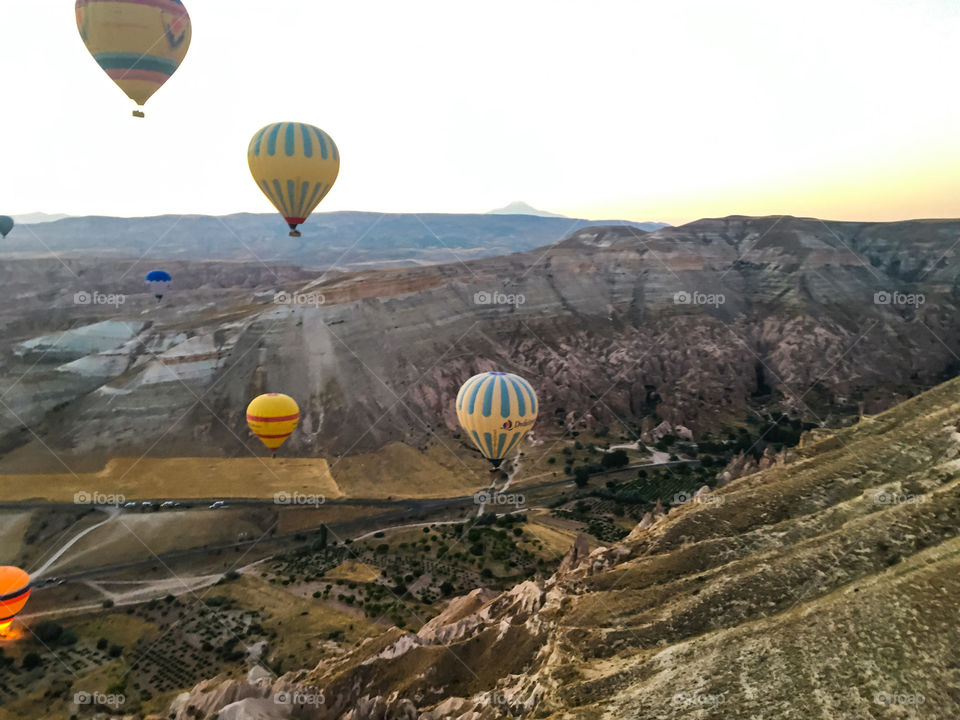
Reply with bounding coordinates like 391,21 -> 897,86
1,0 -> 958,225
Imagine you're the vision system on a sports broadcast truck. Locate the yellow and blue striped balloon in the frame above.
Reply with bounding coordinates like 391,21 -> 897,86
247,122 -> 340,237
76,0 -> 192,116
456,372 -> 538,469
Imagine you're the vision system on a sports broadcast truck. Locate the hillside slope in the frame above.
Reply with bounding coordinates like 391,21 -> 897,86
1,215 -> 960,473
163,374 -> 960,719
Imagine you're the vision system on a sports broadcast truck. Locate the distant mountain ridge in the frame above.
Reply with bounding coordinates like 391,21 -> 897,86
0,211 -> 667,270
9,212 -> 70,224
486,200 -> 567,217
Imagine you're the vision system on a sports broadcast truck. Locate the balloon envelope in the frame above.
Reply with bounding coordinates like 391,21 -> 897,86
145,269 -> 172,299
76,0 -> 192,111
0,216 -> 13,239
456,372 -> 538,468
246,393 -> 300,452
248,123 -> 340,236
0,566 -> 31,632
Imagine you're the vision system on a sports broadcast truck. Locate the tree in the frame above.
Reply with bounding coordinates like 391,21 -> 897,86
22,653 -> 42,670
33,621 -> 63,643
573,466 -> 591,487
601,449 -> 629,469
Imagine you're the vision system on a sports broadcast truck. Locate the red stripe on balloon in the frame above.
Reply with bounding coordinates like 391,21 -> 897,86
247,413 -> 300,422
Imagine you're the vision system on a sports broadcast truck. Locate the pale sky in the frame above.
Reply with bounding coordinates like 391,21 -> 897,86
2,0 -> 958,225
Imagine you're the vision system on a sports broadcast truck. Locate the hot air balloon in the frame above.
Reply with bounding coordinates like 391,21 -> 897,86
246,393 -> 300,457
456,372 -> 538,471
76,0 -> 192,117
145,269 -> 172,300
0,567 -> 31,634
0,216 -> 13,239
248,123 -> 340,237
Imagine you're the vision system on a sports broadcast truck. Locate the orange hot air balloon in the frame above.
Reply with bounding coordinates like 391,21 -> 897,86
246,393 -> 300,456
0,567 -> 31,633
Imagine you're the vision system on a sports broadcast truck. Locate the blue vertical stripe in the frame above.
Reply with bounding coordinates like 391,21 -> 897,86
284,123 -> 296,156
481,377 -> 496,418
267,124 -> 281,156
459,375 -> 482,410
300,124 -> 313,158
499,376 -> 511,417
312,127 -> 328,160
303,183 -> 324,216
502,432 -> 522,457
466,376 -> 487,414
494,432 -> 507,458
471,430 -> 484,453
260,180 -> 281,211
507,377 -> 526,416
483,432 -> 495,457
296,181 -> 311,218
272,179 -> 289,216
253,126 -> 268,156
287,180 -> 298,216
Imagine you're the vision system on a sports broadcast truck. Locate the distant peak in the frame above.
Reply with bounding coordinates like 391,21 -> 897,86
486,201 -> 566,218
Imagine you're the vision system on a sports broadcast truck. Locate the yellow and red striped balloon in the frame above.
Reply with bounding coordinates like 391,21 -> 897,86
246,393 -> 300,455
0,566 -> 31,633
76,0 -> 192,116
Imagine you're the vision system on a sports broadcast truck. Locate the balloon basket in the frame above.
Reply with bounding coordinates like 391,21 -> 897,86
289,231 -> 302,238
132,109 -> 145,118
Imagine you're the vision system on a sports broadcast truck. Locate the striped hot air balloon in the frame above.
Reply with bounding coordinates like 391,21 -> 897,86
247,123 -> 340,237
456,372 -> 538,470
0,567 -> 31,633
246,393 -> 300,456
76,0 -> 192,117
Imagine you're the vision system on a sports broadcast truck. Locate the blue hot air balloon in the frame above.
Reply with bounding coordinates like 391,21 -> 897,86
0,217 -> 13,239
145,270 -> 172,301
